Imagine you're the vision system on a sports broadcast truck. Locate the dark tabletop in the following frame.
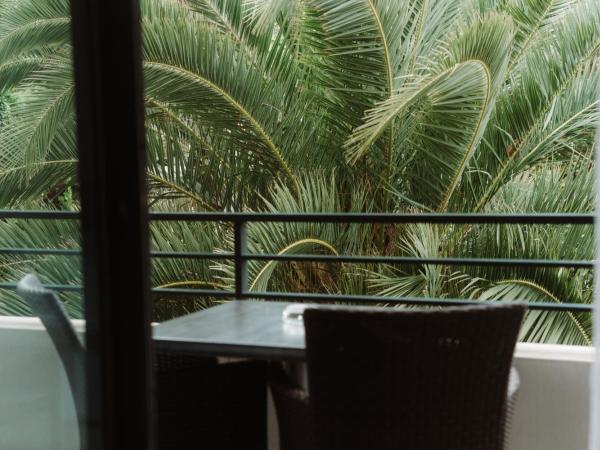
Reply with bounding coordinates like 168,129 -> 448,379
153,301 -> 308,360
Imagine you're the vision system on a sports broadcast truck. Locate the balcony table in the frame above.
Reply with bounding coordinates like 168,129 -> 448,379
153,300 -> 395,360
154,298 -> 521,450
153,300 -> 309,361
153,300 -> 520,396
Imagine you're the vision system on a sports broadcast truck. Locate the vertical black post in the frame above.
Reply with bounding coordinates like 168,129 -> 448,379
70,0 -> 153,449
234,221 -> 249,298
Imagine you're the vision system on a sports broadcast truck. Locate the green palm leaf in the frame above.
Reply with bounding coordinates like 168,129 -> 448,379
465,0 -> 600,211
142,5 -> 301,191
479,280 -> 591,345
0,0 -> 70,62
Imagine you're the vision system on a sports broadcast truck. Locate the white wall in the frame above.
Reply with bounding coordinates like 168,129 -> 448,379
0,317 -> 592,450
509,344 -> 593,450
0,318 -> 81,450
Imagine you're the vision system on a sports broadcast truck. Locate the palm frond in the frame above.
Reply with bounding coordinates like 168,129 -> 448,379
142,3 -> 309,191
0,215 -> 82,317
0,0 -> 70,62
369,224 -> 446,299
0,56 -> 44,93
464,0 -> 600,211
479,280 -> 592,345
347,61 -> 490,211
506,0 -> 578,69
0,61 -> 74,172
214,172 -> 375,294
185,0 -> 245,42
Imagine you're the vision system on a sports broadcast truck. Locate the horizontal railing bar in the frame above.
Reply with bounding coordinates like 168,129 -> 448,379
0,248 -> 594,269
0,283 -> 236,297
0,282 -> 83,292
0,210 -> 593,224
151,251 -> 233,259
0,248 -> 81,256
0,282 -> 590,312
148,212 -> 594,225
151,288 -> 235,297
0,210 -> 79,220
0,248 -> 592,270
244,254 -> 594,269
245,291 -> 593,312
0,247 -> 591,270
0,249 -> 235,259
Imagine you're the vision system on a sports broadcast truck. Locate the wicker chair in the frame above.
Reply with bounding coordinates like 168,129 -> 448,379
270,304 -> 525,450
17,274 -> 267,450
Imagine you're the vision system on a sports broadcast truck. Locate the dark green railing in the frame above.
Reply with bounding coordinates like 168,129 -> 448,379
0,210 -> 594,312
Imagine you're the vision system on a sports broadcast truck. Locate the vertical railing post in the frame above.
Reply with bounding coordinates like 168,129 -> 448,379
234,220 -> 249,298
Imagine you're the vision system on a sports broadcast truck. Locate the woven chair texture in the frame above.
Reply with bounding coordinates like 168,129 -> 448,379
271,304 -> 525,450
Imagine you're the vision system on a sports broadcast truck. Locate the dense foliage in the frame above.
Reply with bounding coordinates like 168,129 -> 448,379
0,0 -> 598,344
0,93 -> 10,126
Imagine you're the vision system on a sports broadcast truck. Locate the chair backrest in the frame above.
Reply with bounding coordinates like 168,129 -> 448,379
17,274 -> 86,448
304,304 -> 526,450
16,275 -> 267,450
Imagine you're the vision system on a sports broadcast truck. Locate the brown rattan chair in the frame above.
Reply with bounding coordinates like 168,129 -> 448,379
270,304 -> 525,450
17,274 -> 267,450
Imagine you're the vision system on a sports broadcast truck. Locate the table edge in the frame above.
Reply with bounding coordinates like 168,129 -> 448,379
154,338 -> 306,361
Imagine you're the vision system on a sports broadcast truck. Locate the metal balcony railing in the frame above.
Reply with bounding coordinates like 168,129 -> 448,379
0,210 -> 594,313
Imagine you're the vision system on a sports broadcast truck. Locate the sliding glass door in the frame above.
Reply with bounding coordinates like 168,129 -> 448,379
0,0 -> 152,448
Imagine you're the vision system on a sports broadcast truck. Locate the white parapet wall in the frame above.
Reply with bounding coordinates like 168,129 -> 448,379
509,343 -> 594,450
0,317 -> 593,450
0,317 -> 83,450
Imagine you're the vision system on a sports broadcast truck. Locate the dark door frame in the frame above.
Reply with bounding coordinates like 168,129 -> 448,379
70,0 -> 153,448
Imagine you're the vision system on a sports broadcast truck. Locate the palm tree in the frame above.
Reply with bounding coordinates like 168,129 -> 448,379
0,0 -> 597,344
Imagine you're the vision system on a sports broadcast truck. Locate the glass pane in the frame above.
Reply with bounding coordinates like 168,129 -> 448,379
0,0 -> 84,448
140,1 -> 598,450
